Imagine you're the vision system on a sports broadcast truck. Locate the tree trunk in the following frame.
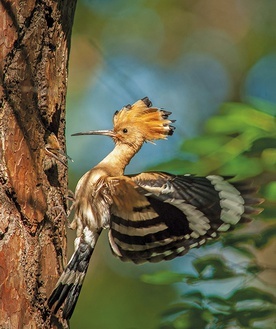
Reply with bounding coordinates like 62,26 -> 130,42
0,0 -> 77,327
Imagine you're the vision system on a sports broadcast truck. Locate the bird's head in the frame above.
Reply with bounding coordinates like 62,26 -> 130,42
72,97 -> 175,148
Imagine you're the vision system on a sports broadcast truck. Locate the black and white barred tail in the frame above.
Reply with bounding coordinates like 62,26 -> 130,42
48,241 -> 93,319
108,174 -> 264,264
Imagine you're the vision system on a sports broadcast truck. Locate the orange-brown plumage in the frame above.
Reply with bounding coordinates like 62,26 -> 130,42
112,98 -> 175,143
48,97 -> 263,320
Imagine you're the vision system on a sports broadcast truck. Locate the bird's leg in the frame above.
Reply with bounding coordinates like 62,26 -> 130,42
50,190 -> 76,225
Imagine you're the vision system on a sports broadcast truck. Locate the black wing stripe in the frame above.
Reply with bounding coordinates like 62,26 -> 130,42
110,234 -> 208,264
112,234 -> 179,251
172,186 -> 218,205
173,176 -> 220,192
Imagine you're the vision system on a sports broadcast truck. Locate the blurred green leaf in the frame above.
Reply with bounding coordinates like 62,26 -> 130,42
141,271 -> 193,285
192,255 -> 236,279
223,225 -> 276,249
180,136 -> 232,156
161,302 -> 201,317
236,309 -> 275,327
205,296 -> 232,314
261,149 -> 276,172
229,287 -> 276,304
219,155 -> 263,179
181,291 -> 205,305
160,309 -> 209,329
254,225 -> 276,248
228,245 -> 255,258
249,137 -> 276,154
246,263 -> 264,275
263,181 -> 276,201
223,232 -> 255,246
206,103 -> 276,134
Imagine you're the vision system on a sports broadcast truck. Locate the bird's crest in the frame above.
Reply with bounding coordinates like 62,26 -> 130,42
113,97 -> 175,142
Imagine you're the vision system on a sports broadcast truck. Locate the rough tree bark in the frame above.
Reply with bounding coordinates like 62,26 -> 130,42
0,0 -> 77,328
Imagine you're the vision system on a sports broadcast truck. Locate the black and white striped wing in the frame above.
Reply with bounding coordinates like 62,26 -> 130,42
108,173 -> 262,264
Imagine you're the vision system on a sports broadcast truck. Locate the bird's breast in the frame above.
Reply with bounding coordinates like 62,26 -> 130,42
73,169 -> 112,233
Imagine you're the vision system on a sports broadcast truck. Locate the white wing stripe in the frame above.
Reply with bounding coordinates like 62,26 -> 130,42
113,236 -> 181,251
219,190 -> 244,204
164,199 -> 211,236
220,199 -> 244,215
207,175 -> 245,225
112,221 -> 168,236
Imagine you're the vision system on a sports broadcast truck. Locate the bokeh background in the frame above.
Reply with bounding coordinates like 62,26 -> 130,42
65,1 -> 276,328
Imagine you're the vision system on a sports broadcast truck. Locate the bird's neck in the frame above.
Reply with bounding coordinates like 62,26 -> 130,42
95,142 -> 142,176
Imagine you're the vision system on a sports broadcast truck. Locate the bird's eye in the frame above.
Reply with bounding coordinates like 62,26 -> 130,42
122,128 -> 128,133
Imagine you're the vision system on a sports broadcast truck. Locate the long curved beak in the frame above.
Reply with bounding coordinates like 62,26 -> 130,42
71,129 -> 115,137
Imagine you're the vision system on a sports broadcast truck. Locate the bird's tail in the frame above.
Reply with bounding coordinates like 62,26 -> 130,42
48,241 -> 93,319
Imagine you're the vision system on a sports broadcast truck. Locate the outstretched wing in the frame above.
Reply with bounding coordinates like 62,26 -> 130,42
107,173 -> 263,264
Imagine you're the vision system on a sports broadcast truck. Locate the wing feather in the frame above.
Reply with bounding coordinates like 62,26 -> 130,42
107,172 -> 262,264
107,176 -> 197,263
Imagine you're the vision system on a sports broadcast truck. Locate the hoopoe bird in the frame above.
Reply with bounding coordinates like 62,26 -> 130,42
48,97 -> 263,319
